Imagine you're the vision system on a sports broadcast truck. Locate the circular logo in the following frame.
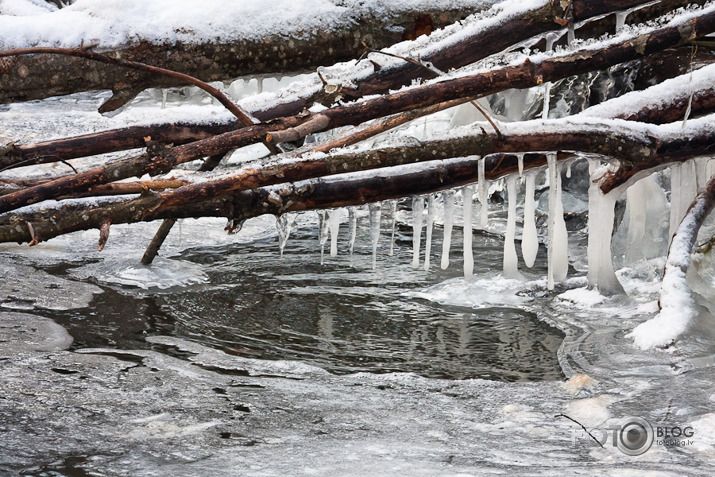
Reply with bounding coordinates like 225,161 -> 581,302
617,417 -> 654,456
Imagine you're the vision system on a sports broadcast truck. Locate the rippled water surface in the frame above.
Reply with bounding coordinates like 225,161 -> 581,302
45,212 -> 564,382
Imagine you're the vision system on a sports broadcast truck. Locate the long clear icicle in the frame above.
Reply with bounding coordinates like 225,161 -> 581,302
411,197 -> 424,269
542,34 -> 557,120
276,213 -> 297,257
389,200 -> 397,256
503,176 -> 520,278
463,186 -> 474,278
424,195 -> 435,271
547,153 -> 568,289
348,207 -> 357,266
478,158 -> 488,227
521,172 -> 538,268
328,209 -> 341,257
441,190 -> 455,270
517,153 -> 524,178
368,203 -> 381,270
587,159 -> 623,294
318,210 -> 329,265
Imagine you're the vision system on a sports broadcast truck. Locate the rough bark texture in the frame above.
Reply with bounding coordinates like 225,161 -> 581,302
2,118 -> 712,246
2,6 -> 712,214
0,6 -> 482,104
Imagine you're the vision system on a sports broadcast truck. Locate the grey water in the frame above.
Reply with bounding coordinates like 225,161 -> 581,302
41,211 -> 564,383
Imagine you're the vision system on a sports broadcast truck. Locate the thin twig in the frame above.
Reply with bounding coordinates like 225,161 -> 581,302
363,46 -> 503,138
555,414 -> 605,448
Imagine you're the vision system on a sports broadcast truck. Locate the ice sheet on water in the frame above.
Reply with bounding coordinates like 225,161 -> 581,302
0,312 -> 73,355
0,263 -> 101,311
70,257 -> 209,290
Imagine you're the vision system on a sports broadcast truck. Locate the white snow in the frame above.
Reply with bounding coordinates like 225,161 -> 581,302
0,0 -> 497,49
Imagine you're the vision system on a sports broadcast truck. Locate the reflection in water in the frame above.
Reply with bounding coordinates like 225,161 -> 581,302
51,211 -> 564,382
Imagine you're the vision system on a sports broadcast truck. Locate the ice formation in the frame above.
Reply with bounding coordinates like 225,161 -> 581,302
586,159 -> 623,294
477,158 -> 488,227
276,213 -> 297,257
441,190 -> 455,270
628,182 -> 713,348
328,208 -> 341,257
348,207 -> 357,266
411,197 -> 424,269
669,161 -> 698,241
388,200 -> 397,257
368,203 -> 382,270
463,186 -> 474,278
620,175 -> 668,264
516,153 -> 524,177
546,153 -> 568,290
503,175 -> 519,278
521,172 -> 538,268
318,210 -> 329,265
424,195 -> 435,271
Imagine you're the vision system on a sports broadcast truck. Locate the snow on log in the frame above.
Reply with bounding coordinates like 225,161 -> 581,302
628,174 -> 715,349
2,4 -> 713,213
0,0 -> 495,105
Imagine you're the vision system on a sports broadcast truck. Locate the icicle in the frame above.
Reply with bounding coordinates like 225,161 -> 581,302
441,190 -> 455,270
318,210 -> 329,265
542,34 -> 557,120
348,207 -> 357,266
424,195 -> 435,271
615,11 -> 627,32
547,153 -> 568,290
587,159 -> 624,294
161,89 -> 168,109
368,203 -> 382,270
669,161 -> 698,241
517,153 -> 524,178
477,158 -> 488,227
276,213 -> 296,257
566,161 -> 572,178
257,77 -> 264,94
567,25 -> 576,45
328,209 -> 341,257
388,200 -> 397,257
411,197 -> 424,269
503,176 -> 520,278
463,186 -> 474,278
521,172 -> 538,268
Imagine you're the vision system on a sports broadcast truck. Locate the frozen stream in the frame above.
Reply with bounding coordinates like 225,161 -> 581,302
1,86 -> 714,475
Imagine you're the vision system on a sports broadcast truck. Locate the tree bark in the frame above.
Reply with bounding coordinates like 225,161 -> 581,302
2,6 -> 712,215
0,5 -> 484,106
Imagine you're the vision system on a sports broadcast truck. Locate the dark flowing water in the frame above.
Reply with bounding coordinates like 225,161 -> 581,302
43,211 -> 564,382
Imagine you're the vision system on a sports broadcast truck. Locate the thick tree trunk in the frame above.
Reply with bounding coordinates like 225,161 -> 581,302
0,5 -> 483,106
1,6 -> 712,215
2,116 -> 712,246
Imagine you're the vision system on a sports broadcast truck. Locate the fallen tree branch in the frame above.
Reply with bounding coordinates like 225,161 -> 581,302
628,173 -> 715,349
0,4 -> 482,106
2,5 -> 713,214
2,115 -> 712,246
0,47 -> 256,124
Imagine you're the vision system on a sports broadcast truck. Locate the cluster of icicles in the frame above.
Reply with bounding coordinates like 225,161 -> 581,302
275,153 -> 578,291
